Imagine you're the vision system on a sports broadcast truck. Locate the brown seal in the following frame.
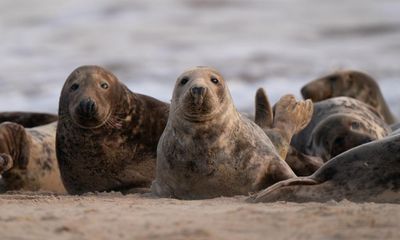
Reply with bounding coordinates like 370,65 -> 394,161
291,97 -> 391,162
56,65 -> 169,194
0,122 -> 65,193
151,66 -> 313,199
301,70 -> 397,124
248,132 -> 400,203
0,111 -> 58,128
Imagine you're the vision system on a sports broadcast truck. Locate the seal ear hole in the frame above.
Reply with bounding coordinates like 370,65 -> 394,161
100,82 -> 109,90
211,77 -> 219,84
180,77 -> 189,85
70,83 -> 79,91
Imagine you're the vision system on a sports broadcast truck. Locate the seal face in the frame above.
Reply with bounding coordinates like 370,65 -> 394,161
248,132 -> 400,203
151,67 -> 306,200
291,97 -> 391,162
56,65 -> 169,194
301,70 -> 397,124
0,122 -> 65,193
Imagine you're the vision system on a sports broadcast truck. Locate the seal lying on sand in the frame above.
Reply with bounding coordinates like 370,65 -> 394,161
248,132 -> 400,203
151,67 -> 313,199
0,122 -> 65,193
56,66 -> 169,194
0,112 -> 58,128
291,97 -> 391,162
301,70 -> 397,124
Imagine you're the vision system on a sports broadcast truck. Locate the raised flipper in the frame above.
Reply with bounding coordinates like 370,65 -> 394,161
0,112 -> 58,128
255,88 -> 273,129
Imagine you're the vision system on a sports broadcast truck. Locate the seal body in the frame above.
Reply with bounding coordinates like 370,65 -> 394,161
152,67 -> 313,199
0,122 -> 65,193
291,97 -> 391,162
0,112 -> 58,128
56,66 -> 169,194
301,70 -> 397,124
248,132 -> 400,203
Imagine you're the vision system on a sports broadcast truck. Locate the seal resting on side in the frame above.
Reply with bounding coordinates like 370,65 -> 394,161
248,132 -> 400,203
56,65 -> 169,194
0,122 -> 65,193
0,111 -> 58,128
151,66 -> 313,199
301,70 -> 397,124
291,97 -> 391,162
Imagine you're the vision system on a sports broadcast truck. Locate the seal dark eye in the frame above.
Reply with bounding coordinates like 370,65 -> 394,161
101,83 -> 109,89
211,77 -> 219,84
70,83 -> 79,91
180,77 -> 189,85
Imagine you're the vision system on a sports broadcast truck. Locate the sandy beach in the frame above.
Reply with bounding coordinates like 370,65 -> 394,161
1,1 -> 400,239
0,192 -> 399,240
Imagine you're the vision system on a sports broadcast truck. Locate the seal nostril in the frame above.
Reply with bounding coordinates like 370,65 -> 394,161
191,87 -> 206,96
78,98 -> 96,117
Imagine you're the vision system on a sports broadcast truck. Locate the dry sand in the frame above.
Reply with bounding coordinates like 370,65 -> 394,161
0,192 -> 399,240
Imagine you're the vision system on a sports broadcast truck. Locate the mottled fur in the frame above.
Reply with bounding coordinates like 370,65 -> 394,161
0,122 -> 65,193
249,133 -> 400,203
152,67 -> 313,199
301,70 -> 396,124
56,66 -> 169,194
291,97 -> 391,162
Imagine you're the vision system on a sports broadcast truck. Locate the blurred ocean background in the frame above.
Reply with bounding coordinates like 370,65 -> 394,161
1,0 -> 400,116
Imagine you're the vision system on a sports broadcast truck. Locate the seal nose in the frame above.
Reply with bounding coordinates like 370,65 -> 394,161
191,86 -> 207,97
78,98 -> 97,118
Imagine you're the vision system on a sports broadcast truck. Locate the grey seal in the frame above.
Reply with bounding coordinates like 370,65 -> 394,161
0,121 -> 65,193
56,65 -> 169,194
151,66 -> 313,199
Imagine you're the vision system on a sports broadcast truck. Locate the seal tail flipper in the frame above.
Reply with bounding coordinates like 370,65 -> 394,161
255,88 -> 273,129
247,177 -> 319,203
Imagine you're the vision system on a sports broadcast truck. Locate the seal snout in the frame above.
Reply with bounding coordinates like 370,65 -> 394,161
190,86 -> 207,105
77,98 -> 97,118
191,86 -> 207,97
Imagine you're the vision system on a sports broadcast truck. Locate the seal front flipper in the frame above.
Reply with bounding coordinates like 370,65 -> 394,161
285,146 -> 323,176
255,88 -> 273,129
0,122 -> 30,169
0,153 -> 13,174
247,176 -> 319,203
0,112 -> 58,128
